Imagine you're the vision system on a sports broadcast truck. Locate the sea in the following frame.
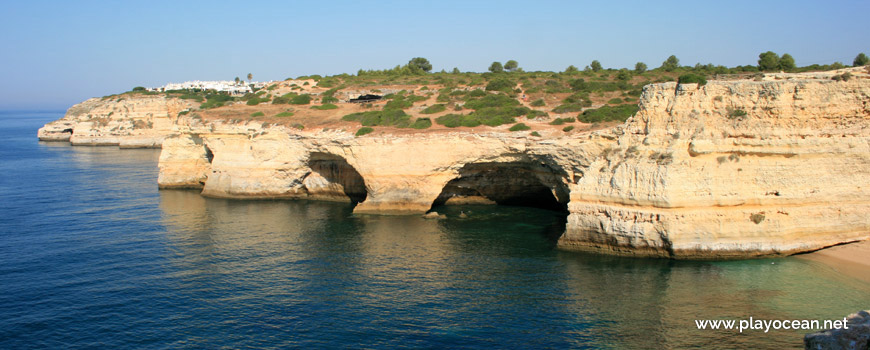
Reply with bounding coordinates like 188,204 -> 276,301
1,111 -> 868,349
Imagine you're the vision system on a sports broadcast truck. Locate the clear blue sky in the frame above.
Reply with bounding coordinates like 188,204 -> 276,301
1,0 -> 867,110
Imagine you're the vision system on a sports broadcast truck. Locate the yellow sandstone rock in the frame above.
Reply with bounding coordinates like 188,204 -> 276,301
40,69 -> 870,259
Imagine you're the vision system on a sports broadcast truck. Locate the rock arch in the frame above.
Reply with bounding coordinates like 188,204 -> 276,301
303,152 -> 367,204
431,160 -> 570,212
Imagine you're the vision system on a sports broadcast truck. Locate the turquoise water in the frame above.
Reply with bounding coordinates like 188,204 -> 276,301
1,111 -> 867,349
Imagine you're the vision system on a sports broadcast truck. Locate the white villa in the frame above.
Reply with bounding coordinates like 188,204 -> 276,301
148,80 -> 274,95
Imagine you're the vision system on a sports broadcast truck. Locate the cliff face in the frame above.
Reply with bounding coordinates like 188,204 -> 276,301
38,95 -> 196,148
42,69 -> 870,258
563,77 -> 870,258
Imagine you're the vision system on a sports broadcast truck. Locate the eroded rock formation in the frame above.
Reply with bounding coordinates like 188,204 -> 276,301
38,95 -> 196,148
40,69 -> 870,259
804,310 -> 870,350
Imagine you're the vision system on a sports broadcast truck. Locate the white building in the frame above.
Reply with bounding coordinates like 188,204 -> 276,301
149,80 -> 270,96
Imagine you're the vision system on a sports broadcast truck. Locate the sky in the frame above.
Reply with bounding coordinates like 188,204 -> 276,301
0,0 -> 867,110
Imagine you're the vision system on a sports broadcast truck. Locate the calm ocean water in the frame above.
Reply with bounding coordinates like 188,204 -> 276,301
0,111 -> 868,349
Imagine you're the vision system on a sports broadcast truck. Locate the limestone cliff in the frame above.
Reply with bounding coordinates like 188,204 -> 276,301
41,68 -> 870,259
38,95 -> 197,148
562,75 -> 870,258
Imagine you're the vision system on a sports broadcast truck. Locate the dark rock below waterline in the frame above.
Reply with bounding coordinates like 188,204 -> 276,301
804,310 -> 869,350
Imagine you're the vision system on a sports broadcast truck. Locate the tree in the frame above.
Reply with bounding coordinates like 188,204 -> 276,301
504,60 -> 518,72
247,73 -> 253,83
234,77 -> 240,84
661,55 -> 680,72
616,69 -> 632,81
758,51 -> 780,71
854,53 -> 869,67
132,86 -> 146,91
779,53 -> 796,71
452,67 -> 461,74
489,61 -> 504,73
634,62 -> 647,73
564,65 -> 579,73
590,60 -> 602,72
408,57 -> 432,73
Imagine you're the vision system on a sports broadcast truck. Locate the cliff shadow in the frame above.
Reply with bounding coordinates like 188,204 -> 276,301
305,152 -> 368,205
431,160 -> 570,214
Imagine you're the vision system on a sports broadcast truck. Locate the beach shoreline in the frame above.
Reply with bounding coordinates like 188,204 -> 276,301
795,239 -> 870,284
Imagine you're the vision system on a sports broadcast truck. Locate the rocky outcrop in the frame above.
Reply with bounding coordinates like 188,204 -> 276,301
42,68 -> 870,259
804,310 -> 870,350
561,75 -> 870,258
38,95 -> 196,148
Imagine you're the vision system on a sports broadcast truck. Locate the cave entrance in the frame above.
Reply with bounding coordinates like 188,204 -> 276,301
432,161 -> 570,213
204,145 -> 214,163
306,152 -> 368,205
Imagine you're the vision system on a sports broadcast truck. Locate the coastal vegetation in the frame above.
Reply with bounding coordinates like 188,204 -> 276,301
106,51 -> 863,135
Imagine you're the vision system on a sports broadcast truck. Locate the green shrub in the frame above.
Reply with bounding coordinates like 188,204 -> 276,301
526,110 -> 548,118
292,123 -> 304,130
552,102 -> 588,113
549,117 -> 575,125
463,94 -> 520,109
271,96 -> 290,104
381,94 -> 425,110
421,104 -> 447,114
530,99 -> 545,107
275,111 -> 294,117
342,109 -> 411,127
199,100 -> 222,109
563,125 -> 575,132
250,111 -> 265,117
578,104 -> 639,123
132,86 -> 146,92
311,103 -> 338,110
435,114 -> 473,128
318,77 -> 340,88
246,96 -> 271,106
607,98 -> 623,105
530,131 -> 541,137
199,93 -> 235,109
466,89 -> 487,98
509,123 -> 531,131
410,118 -> 432,129
677,73 -> 707,86
290,94 -> 312,105
433,93 -> 530,127
178,93 -> 204,102
485,78 -> 515,93
355,127 -> 374,136
321,96 -> 339,104
726,107 -> 747,119
832,72 -> 852,81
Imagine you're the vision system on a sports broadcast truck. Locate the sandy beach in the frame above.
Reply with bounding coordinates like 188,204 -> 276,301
796,239 -> 870,283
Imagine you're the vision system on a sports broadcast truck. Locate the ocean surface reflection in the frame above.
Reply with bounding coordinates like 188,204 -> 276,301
156,189 -> 870,349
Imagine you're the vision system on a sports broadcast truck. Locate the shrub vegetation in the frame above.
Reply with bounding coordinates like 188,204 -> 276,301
677,73 -> 707,86
508,123 -> 531,131
421,104 -> 447,114
577,104 -> 639,123
311,103 -> 338,110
